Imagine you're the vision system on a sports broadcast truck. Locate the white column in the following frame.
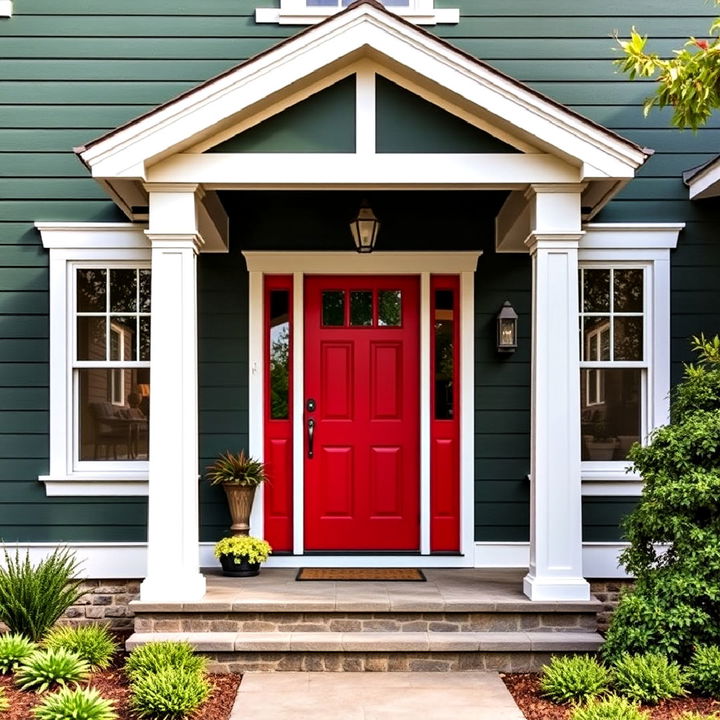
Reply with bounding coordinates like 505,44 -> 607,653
140,184 -> 206,602
523,185 -> 590,602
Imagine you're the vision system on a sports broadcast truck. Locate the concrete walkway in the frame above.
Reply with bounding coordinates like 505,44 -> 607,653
229,672 -> 525,720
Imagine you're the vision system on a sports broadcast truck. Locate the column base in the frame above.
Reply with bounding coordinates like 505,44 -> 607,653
140,572 -> 206,603
523,572 -> 591,602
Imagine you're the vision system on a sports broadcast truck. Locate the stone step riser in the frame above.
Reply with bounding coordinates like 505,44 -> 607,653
202,651 -> 579,673
133,611 -> 597,634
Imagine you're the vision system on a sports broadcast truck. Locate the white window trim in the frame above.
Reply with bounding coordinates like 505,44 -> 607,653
256,0 -> 459,25
0,1 -> 12,18
579,223 -> 683,496
35,223 -> 151,497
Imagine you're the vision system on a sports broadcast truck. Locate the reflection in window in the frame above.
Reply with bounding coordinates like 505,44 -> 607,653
350,291 -> 372,327
75,267 -> 151,464
269,290 -> 290,420
378,290 -> 402,327
78,368 -> 150,461
434,289 -> 454,420
581,369 -> 641,461
322,291 -> 345,326
579,267 -> 645,462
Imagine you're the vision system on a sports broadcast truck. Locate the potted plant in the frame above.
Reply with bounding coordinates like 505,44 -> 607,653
206,451 -> 267,536
586,420 -> 618,461
214,536 -> 272,577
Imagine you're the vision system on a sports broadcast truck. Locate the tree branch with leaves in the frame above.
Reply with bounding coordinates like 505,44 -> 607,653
616,4 -> 720,130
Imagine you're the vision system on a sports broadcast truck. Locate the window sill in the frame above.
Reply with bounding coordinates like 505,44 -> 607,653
40,474 -> 149,497
254,6 -> 459,25
581,463 -> 643,496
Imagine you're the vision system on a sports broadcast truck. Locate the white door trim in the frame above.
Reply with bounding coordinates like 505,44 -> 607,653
244,251 -> 479,564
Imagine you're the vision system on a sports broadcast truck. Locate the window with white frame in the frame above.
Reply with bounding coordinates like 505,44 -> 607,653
579,266 -> 646,463
75,267 -> 151,465
255,0 -> 459,25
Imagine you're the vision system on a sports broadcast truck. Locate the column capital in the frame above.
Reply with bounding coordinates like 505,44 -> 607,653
143,182 -> 204,198
524,231 -> 585,254
524,183 -> 588,199
144,231 -> 205,254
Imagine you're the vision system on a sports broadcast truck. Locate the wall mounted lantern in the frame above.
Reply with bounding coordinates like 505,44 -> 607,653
496,301 -> 518,353
349,200 -> 380,253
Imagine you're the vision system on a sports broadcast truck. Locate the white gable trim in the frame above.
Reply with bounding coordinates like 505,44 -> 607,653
78,3 -> 646,183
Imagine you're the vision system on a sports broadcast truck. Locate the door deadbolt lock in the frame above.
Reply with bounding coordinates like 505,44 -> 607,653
306,398 -> 316,412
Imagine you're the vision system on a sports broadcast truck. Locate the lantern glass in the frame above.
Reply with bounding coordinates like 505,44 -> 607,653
350,203 -> 380,253
496,301 -> 518,352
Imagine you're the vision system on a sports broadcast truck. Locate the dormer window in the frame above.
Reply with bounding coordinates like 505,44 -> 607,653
255,0 -> 459,25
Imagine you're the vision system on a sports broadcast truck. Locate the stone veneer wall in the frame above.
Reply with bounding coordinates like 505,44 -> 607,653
589,580 -> 634,632
61,580 -> 141,632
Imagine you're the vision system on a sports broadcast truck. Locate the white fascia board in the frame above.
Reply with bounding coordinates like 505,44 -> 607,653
80,4 -> 645,182
581,223 -> 684,250
147,153 -> 579,187
686,158 -> 720,199
35,222 -> 149,250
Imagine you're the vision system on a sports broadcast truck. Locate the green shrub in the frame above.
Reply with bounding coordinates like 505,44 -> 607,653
44,625 -> 117,671
611,652 -> 686,704
32,686 -> 118,720
539,655 -> 611,704
0,632 -> 37,673
687,644 -> 720,697
677,713 -> 720,720
571,695 -> 649,720
125,641 -> 206,682
0,547 -> 83,642
129,666 -> 211,719
15,648 -> 90,693
603,336 -> 720,661
0,687 -> 8,712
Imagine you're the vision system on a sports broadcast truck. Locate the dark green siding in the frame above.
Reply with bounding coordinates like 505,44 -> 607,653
1,0 -> 719,546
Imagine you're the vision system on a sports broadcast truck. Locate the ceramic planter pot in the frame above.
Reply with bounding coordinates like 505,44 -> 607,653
219,553 -> 261,577
222,483 -> 257,536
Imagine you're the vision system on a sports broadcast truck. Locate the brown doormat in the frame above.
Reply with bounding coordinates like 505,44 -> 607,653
296,568 -> 426,581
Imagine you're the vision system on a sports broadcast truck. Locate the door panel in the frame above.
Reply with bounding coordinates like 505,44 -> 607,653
304,275 -> 420,551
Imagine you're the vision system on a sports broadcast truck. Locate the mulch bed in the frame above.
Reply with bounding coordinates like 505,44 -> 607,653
503,674 -> 720,719
0,663 -> 241,720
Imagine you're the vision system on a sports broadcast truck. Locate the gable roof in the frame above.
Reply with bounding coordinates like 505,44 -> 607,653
75,0 -> 650,219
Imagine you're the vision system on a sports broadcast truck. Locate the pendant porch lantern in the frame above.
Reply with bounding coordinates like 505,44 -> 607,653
349,200 -> 380,253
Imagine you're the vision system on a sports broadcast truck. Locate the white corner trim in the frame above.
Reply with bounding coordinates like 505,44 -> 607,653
0,0 -> 12,17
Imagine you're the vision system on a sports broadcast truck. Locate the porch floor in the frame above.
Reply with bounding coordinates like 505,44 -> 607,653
132,567 -> 600,613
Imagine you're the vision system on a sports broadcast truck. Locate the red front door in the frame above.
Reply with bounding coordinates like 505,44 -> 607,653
304,276 -> 420,550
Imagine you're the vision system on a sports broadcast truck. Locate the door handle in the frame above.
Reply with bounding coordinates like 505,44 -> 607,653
307,418 -> 315,459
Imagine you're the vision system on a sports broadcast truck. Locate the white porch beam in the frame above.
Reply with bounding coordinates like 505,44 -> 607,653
523,184 -> 590,602
140,184 -> 206,602
145,153 -> 580,187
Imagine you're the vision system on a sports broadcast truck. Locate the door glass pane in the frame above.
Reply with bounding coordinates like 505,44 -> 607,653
378,290 -> 402,327
582,317 -> 610,361
614,317 -> 643,361
434,290 -> 454,420
582,269 -> 610,313
269,290 -> 290,420
78,368 -> 149,461
350,291 -> 372,326
322,291 -> 345,326
77,317 -> 106,361
614,269 -> 643,313
77,269 -> 106,312
581,368 -> 642,461
110,269 -> 137,312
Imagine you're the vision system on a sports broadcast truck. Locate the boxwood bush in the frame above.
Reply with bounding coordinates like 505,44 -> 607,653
603,336 -> 720,662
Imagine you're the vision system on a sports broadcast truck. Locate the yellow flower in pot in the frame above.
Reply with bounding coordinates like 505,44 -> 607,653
214,536 -> 272,577
205,451 -> 267,537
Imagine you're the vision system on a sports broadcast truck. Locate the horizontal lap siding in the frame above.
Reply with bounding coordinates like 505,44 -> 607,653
1,0 -> 718,545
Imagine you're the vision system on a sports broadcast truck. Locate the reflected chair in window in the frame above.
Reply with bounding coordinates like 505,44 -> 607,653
89,402 -> 130,460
